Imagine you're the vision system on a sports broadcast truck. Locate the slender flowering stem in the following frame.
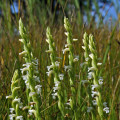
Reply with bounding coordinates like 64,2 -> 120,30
6,70 -> 23,119
89,34 -> 103,120
46,27 -> 66,119
19,18 -> 42,120
64,17 -> 78,120
82,32 -> 96,119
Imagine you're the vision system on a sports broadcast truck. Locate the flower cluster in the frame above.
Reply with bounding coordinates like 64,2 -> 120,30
88,34 -> 109,119
19,18 -> 42,119
82,32 -> 109,119
46,27 -> 65,117
6,70 -> 23,120
64,17 -> 79,119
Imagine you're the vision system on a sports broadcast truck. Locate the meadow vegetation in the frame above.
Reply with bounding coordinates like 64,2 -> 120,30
0,0 -> 120,120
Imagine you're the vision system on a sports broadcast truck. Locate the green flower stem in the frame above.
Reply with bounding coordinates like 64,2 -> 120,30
19,18 -> 42,120
64,17 -> 78,120
89,34 -> 103,120
7,70 -> 23,119
46,27 -> 65,119
82,32 -> 96,120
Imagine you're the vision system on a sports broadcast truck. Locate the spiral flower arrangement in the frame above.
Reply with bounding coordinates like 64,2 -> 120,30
82,32 -> 96,119
6,70 -> 23,120
19,19 -> 42,120
88,34 -> 109,120
46,27 -> 66,119
63,17 -> 79,120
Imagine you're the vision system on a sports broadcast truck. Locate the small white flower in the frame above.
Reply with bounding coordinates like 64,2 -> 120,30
26,83 -> 30,89
35,85 -> 42,94
6,95 -> 12,99
19,39 -> 24,43
103,107 -> 109,113
47,66 -> 51,71
59,74 -> 64,80
22,75 -> 28,81
64,32 -> 68,36
88,72 -> 93,79
9,114 -> 16,120
92,99 -> 97,105
32,59 -> 38,65
62,48 -> 70,54
51,92 -> 57,99
91,84 -> 99,90
87,107 -> 93,112
65,98 -> 71,106
88,67 -> 97,72
23,63 -> 31,67
20,67 -> 29,74
46,39 -> 49,43
65,44 -> 71,48
89,53 -> 94,59
13,98 -> 21,103
82,46 -> 85,50
64,65 -> 72,71
29,92 -> 36,97
52,92 -> 57,96
55,61 -> 60,67
52,95 -> 56,99
53,81 -> 60,92
97,63 -> 102,66
73,38 -> 78,41
46,49 -> 53,53
46,70 -> 53,76
85,57 -> 89,61
16,116 -> 23,120
53,86 -> 58,92
65,102 -> 70,106
9,108 -> 14,113
47,65 -> 54,71
19,51 -> 27,55
91,91 -> 98,98
99,77 -> 103,85
31,105 -> 34,108
55,81 -> 60,87
28,109 -> 36,115
73,58 -> 79,62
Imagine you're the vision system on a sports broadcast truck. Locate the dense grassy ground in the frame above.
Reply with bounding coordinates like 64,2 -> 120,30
0,1 -> 120,119
0,18 -> 120,119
